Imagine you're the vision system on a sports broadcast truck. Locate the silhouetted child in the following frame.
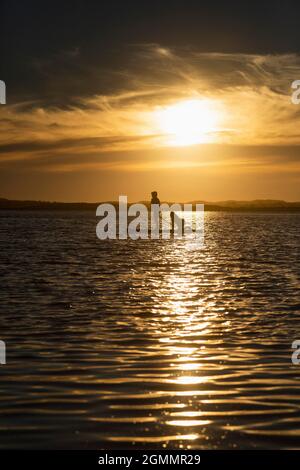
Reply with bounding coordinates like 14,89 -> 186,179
170,211 -> 184,234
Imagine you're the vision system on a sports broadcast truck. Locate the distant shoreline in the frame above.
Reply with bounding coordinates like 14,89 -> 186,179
1,198 -> 300,212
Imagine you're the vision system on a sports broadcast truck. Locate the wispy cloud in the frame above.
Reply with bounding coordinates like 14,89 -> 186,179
1,45 -> 300,173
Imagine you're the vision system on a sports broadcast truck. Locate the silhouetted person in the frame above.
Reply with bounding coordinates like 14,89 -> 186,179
170,211 -> 185,234
170,211 -> 175,232
150,191 -> 160,232
151,191 -> 160,205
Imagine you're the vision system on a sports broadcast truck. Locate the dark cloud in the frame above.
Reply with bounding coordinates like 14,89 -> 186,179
2,0 -> 300,105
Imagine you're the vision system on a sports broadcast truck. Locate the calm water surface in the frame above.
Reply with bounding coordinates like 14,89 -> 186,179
0,210 -> 300,449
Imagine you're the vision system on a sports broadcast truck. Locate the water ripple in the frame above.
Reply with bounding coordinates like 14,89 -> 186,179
0,210 -> 300,449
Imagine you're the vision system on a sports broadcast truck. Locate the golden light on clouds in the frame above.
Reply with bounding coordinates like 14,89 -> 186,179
155,99 -> 223,146
1,47 -> 300,201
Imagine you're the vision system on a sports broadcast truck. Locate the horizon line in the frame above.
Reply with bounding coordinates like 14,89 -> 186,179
1,197 -> 300,205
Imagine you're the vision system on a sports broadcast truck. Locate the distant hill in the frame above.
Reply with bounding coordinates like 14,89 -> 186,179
189,199 -> 300,211
1,198 -> 300,211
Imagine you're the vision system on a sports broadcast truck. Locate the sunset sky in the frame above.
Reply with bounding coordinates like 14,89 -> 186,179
1,0 -> 300,201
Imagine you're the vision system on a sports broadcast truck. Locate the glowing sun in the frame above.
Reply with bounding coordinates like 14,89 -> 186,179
156,99 -> 221,146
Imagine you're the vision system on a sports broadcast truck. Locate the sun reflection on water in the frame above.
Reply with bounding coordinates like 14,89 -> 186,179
139,241 -> 216,443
